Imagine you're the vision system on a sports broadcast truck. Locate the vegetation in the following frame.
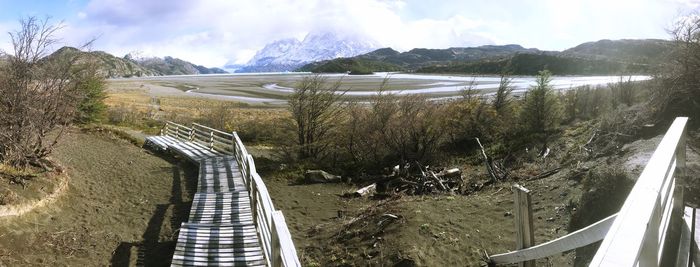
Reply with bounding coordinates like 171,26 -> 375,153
0,17 -> 104,168
74,71 -> 108,124
416,53 -> 653,75
521,70 -> 562,144
298,57 -> 404,74
654,14 -> 700,121
288,75 -> 345,159
297,40 -> 671,75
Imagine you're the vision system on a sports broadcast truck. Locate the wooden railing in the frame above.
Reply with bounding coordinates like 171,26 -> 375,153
489,117 -> 689,266
590,117 -> 687,266
161,121 -> 301,267
233,133 -> 301,267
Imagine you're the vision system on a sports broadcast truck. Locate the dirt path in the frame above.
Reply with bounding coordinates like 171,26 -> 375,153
0,129 -> 197,266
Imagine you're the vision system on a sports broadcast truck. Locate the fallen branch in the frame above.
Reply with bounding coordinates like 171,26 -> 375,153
354,183 -> 376,197
527,168 -> 562,181
476,137 -> 498,182
428,171 -> 447,191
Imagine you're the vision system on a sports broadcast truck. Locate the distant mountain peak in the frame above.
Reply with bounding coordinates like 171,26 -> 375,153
235,31 -> 381,73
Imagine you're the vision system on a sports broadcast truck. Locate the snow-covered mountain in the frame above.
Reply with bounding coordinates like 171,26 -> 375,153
231,31 -> 380,73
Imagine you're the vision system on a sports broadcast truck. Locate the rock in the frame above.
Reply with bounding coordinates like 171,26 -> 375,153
504,211 -> 513,217
303,170 -> 341,184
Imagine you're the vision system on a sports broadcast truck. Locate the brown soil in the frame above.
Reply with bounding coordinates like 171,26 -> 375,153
0,129 -> 197,266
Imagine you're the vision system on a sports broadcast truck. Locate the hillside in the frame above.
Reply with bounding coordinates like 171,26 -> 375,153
48,47 -> 226,78
135,56 -> 227,76
416,53 -> 654,75
300,45 -> 542,73
562,39 -> 673,64
49,47 -> 159,78
297,57 -> 404,74
300,39 -> 673,75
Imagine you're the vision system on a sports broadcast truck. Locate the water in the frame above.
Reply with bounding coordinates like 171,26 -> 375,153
177,72 -> 652,103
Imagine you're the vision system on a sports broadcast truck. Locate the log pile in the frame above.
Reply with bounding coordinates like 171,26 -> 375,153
347,162 -> 463,197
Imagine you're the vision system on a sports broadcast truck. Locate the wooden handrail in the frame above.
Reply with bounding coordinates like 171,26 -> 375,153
489,214 -> 617,264
590,117 -> 687,266
488,117 -> 690,266
192,122 -> 233,137
230,129 -> 300,267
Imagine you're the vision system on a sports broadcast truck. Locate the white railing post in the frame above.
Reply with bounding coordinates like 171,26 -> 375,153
513,184 -> 535,267
271,213 -> 281,267
209,131 -> 214,150
189,124 -> 195,141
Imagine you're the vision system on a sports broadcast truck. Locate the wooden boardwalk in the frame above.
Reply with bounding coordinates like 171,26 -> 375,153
145,122 -> 300,267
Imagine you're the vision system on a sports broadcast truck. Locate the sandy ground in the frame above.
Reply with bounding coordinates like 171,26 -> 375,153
0,129 -> 197,266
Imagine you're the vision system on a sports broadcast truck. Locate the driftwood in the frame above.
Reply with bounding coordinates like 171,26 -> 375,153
351,162 -> 463,196
476,137 -> 511,182
476,137 -> 498,182
354,183 -> 376,197
428,171 -> 448,191
527,168 -> 562,181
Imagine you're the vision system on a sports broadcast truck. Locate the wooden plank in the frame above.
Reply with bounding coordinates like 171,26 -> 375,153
694,207 -> 700,267
490,213 -> 616,264
513,184 -> 535,267
676,207 -> 694,267
272,211 -> 301,267
192,122 -> 233,137
591,117 -> 688,266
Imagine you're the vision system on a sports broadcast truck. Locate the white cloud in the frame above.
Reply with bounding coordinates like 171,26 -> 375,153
25,0 -> 690,67
58,0 -> 500,67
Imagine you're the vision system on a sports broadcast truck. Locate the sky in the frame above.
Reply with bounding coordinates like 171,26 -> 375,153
0,0 -> 697,67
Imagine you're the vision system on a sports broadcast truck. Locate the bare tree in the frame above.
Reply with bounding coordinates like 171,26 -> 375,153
655,13 -> 700,116
288,75 -> 345,159
0,17 -> 97,167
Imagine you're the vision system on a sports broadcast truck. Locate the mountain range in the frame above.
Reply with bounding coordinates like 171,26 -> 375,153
299,39 -> 674,75
44,37 -> 675,78
228,31 -> 379,73
48,47 -> 227,78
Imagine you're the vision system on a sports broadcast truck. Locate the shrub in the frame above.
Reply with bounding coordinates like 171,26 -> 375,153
0,17 -> 100,167
654,14 -> 700,120
520,70 -> 562,143
335,93 -> 446,173
74,72 -> 107,124
288,75 -> 345,159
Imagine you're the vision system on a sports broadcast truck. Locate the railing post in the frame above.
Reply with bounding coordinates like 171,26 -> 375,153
231,132 -> 237,158
513,183 -> 535,267
251,180 -> 262,262
189,125 -> 195,141
209,131 -> 214,151
271,212 -> 281,267
660,118 -> 688,266
175,125 -> 180,140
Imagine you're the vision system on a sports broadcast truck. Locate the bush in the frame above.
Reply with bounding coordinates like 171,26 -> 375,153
334,93 -> 446,174
654,14 -> 700,120
520,70 -> 562,143
0,17 -> 100,167
74,73 -> 107,124
442,97 -> 498,148
288,75 -> 345,159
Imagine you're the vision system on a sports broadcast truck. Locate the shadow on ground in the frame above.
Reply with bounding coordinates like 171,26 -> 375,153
111,154 -> 198,267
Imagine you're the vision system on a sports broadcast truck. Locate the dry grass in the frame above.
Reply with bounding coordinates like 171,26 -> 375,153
104,88 -> 293,143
